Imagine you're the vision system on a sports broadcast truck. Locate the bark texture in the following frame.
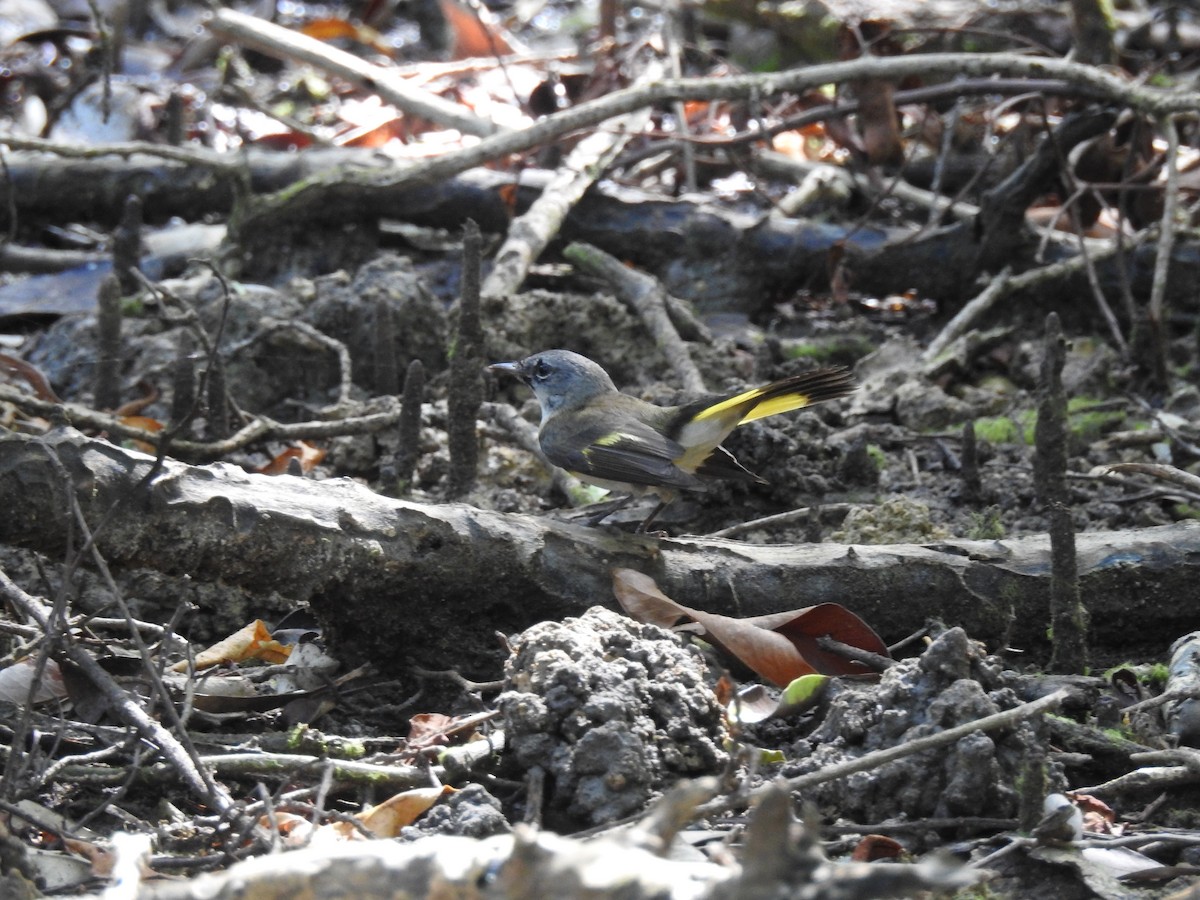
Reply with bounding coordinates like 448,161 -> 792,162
0,429 -> 1195,674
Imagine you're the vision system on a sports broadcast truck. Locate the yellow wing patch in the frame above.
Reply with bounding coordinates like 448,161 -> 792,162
583,432 -> 630,460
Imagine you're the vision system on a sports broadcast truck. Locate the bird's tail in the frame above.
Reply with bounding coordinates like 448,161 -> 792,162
697,367 -> 857,425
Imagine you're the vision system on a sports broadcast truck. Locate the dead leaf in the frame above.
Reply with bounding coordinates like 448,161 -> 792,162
406,710 -> 495,752
113,380 -> 159,417
118,415 -> 163,453
172,620 -> 291,672
837,20 -> 904,167
728,684 -> 781,725
60,836 -> 115,876
299,17 -> 392,57
333,786 -> 454,839
1067,791 -> 1121,835
262,811 -> 314,847
728,673 -> 831,724
612,569 -> 889,687
257,442 -> 326,475
851,833 -> 904,862
0,353 -> 61,402
439,0 -> 517,59
408,712 -> 457,749
0,657 -> 67,704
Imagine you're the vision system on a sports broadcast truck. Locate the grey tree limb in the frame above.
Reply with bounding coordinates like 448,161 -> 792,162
0,429 -> 1197,674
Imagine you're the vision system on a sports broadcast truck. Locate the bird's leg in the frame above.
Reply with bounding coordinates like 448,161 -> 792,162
636,499 -> 671,533
582,494 -> 634,525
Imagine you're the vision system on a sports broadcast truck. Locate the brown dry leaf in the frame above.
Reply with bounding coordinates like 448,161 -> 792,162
772,123 -> 832,162
333,786 -> 454,839
851,833 -> 904,862
407,710 -> 496,752
185,677 -> 309,715
714,674 -> 735,708
827,241 -> 850,306
260,811 -> 317,847
439,0 -> 517,59
299,17 -> 392,57
497,183 -> 520,217
60,836 -> 120,876
171,620 -> 291,672
119,415 -> 163,454
837,19 -> 904,167
257,441 -> 326,475
63,834 -> 152,880
0,353 -> 61,402
407,712 -> 458,750
251,132 -> 315,150
1068,791 -> 1121,835
855,81 -> 903,167
336,117 -> 404,149
113,381 -> 159,417
612,568 -> 889,687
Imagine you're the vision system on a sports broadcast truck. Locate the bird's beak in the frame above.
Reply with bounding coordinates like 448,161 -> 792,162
487,360 -> 527,383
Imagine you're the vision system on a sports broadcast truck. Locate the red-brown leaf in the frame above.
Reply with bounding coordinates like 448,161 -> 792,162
612,569 -> 889,686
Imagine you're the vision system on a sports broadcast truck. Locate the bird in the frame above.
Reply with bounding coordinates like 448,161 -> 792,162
488,349 -> 856,532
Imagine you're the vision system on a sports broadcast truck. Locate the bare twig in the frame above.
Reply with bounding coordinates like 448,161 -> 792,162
1147,113 -> 1181,388
207,9 -> 499,138
224,318 -> 356,415
705,503 -> 854,539
0,383 -> 402,457
1034,314 -> 1087,673
775,688 -> 1067,797
480,85 -> 654,299
0,570 -> 235,813
236,51 -> 1200,232
562,242 -> 706,393
481,400 -> 591,506
922,268 -> 1013,364
0,133 -> 242,171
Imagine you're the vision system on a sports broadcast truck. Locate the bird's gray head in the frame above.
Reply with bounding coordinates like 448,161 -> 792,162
488,349 -> 617,423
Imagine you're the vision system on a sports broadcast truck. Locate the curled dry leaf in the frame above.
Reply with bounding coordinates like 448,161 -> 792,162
263,785 -> 451,844
171,619 -> 291,672
118,414 -> 163,453
257,441 -> 327,475
851,833 -> 905,862
341,785 -> 455,839
730,674 -> 831,725
1066,791 -> 1121,835
0,353 -> 61,402
439,0 -> 519,59
728,684 -> 783,725
0,657 -> 68,704
612,568 -> 889,687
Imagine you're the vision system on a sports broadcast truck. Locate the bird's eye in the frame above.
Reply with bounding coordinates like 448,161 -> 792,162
532,360 -> 551,380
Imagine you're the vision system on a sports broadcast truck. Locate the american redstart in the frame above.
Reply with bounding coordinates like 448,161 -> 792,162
488,349 -> 855,532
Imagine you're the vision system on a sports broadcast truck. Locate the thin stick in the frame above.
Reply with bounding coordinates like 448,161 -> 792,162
1147,114 -> 1181,388
208,9 -> 497,137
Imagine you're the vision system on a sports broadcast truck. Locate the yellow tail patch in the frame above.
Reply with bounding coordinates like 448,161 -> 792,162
692,387 -> 814,425
737,391 -> 814,424
691,386 -> 767,422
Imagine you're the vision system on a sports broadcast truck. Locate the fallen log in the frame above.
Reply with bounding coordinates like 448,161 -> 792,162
0,428 -> 1195,674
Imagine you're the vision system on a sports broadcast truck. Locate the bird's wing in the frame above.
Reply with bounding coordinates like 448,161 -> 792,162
543,417 -> 703,491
